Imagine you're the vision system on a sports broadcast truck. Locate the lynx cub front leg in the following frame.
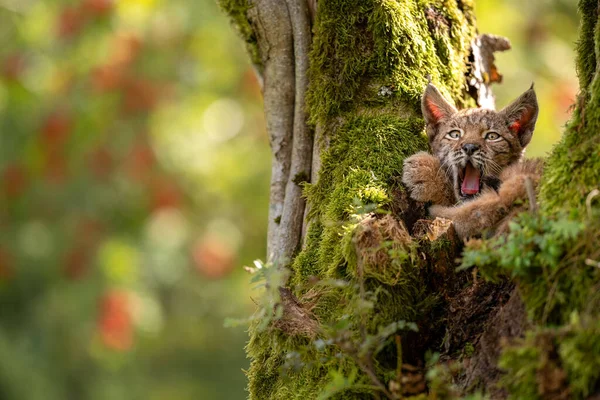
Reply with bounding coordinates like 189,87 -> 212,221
402,151 -> 455,206
429,191 -> 505,239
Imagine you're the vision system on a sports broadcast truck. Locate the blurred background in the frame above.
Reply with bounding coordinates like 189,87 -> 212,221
0,0 -> 578,399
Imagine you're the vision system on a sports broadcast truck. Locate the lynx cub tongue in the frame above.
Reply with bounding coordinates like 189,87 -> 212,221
461,163 -> 480,195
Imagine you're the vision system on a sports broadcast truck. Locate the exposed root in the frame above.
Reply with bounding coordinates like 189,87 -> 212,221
273,287 -> 320,339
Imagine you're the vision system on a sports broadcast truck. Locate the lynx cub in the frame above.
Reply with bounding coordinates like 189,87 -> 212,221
402,83 -> 543,239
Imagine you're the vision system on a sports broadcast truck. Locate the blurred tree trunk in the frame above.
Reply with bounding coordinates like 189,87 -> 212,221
219,0 -> 600,399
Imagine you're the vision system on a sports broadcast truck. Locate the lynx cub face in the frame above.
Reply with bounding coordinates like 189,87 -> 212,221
421,84 -> 538,202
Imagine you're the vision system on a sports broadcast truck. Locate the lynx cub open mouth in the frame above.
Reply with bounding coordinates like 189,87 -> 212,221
459,162 -> 481,197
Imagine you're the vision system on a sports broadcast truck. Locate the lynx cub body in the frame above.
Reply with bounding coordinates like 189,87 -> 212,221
402,83 -> 543,239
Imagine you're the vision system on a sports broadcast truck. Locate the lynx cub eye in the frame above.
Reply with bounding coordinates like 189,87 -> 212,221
446,130 -> 461,140
484,131 -> 500,141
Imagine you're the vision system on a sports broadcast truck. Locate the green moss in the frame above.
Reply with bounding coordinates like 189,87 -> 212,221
575,0 -> 598,91
290,222 -> 323,287
540,102 -> 600,215
464,342 -> 475,357
540,0 -> 600,215
217,0 -> 262,69
306,115 -> 427,221
306,0 -> 476,126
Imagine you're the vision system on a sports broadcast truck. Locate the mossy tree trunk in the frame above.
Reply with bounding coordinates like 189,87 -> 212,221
220,0 -> 599,399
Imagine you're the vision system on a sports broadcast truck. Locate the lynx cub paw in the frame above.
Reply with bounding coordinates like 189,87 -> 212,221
402,152 -> 452,204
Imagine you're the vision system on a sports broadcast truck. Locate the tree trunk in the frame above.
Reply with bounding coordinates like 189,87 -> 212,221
219,0 -> 600,399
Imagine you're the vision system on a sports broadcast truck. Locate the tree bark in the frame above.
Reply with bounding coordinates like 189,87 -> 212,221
219,0 -> 600,398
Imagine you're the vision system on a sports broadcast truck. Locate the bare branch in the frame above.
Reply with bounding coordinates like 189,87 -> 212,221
468,34 -> 511,109
247,0 -> 296,261
275,0 -> 313,265
307,0 -> 317,24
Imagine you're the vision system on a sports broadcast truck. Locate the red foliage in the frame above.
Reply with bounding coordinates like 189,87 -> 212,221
58,6 -> 87,38
98,290 -> 133,351
191,235 -> 236,279
2,164 -> 28,198
553,80 -> 578,115
91,33 -> 142,92
150,177 -> 182,210
110,33 -> 142,67
41,111 -> 72,148
122,78 -> 160,114
83,0 -> 114,17
91,64 -> 126,91
2,53 -> 26,81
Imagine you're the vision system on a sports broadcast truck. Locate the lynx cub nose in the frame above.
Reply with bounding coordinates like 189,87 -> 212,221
462,143 -> 479,155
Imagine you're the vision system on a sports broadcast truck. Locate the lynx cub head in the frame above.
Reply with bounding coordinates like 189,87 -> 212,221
421,83 -> 538,201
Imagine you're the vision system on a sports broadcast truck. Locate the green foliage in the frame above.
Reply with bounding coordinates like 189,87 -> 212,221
559,314 -> 600,398
461,210 -> 600,399
484,3 -> 600,395
499,315 -> 600,400
497,332 -> 542,400
317,368 -> 373,400
461,212 -> 594,323
224,260 -> 289,331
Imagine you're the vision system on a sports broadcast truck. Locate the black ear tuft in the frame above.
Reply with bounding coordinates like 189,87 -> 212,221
500,86 -> 539,148
421,84 -> 457,126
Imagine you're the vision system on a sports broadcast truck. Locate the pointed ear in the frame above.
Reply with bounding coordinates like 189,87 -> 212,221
500,85 -> 539,147
421,83 -> 457,126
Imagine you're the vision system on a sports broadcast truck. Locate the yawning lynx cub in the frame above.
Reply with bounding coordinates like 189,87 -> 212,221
402,83 -> 543,239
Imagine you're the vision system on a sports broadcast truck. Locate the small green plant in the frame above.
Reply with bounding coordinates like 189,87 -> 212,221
224,260 -> 290,331
460,212 -> 586,323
